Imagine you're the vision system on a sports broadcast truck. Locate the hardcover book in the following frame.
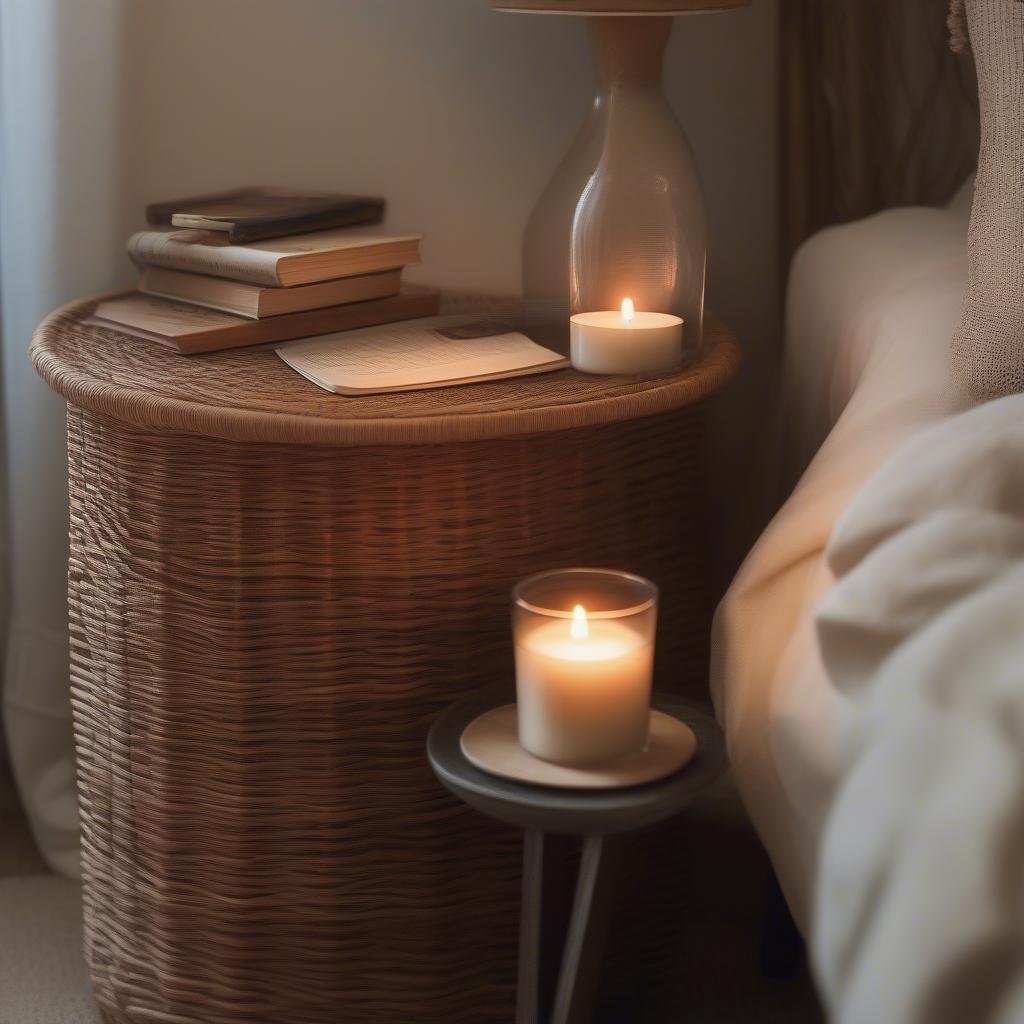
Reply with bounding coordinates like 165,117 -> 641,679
145,187 -> 385,244
89,286 -> 440,355
127,227 -> 421,288
140,266 -> 402,320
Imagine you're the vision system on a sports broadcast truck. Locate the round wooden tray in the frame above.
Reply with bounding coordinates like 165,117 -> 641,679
459,705 -> 697,789
30,293 -> 740,446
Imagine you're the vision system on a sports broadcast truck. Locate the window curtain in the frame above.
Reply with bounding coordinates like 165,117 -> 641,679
0,0 -> 130,877
781,0 -> 979,259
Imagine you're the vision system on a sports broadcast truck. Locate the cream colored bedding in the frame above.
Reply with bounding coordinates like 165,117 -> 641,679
716,178 -> 1024,1020
812,392 -> 1024,1023
711,198 -> 969,926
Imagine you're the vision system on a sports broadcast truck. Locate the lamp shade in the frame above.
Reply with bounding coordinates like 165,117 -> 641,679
492,0 -> 748,11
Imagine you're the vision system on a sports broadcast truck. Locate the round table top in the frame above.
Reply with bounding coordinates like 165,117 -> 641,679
427,688 -> 727,836
30,293 -> 740,447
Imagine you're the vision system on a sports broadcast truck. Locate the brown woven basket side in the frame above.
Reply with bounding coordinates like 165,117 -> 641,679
66,392 -> 716,1024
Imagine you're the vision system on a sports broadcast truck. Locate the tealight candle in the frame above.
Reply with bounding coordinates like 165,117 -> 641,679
512,569 -> 658,767
570,298 -> 684,375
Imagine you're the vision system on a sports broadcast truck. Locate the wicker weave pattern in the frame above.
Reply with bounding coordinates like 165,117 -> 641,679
32,295 -> 738,446
38,297 -> 738,1024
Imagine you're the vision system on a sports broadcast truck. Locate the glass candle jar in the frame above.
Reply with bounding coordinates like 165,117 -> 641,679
512,568 -> 658,767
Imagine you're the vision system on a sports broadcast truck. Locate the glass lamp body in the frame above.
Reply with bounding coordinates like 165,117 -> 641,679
523,16 -> 707,363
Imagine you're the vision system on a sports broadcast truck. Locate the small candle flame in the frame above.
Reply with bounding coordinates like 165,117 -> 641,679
621,298 -> 635,324
571,604 -> 589,640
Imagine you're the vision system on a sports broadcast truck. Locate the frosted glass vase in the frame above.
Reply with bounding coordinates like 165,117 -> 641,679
523,16 -> 707,364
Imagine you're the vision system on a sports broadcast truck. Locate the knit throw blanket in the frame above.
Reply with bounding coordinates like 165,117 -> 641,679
948,0 -> 1024,400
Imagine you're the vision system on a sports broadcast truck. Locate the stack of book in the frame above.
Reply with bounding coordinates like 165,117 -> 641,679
92,187 -> 440,354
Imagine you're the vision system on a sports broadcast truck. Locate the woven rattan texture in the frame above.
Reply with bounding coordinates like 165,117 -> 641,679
47,296 -> 737,1024
31,294 -> 739,446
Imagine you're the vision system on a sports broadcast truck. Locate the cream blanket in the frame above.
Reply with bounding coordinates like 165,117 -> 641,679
713,185 -> 1024,1019
814,395 -> 1024,1023
711,197 -> 968,926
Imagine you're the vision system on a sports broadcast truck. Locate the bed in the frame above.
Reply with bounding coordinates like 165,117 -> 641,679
714,159 -> 1024,1021
712,0 -> 1024,1015
712,183 -> 973,925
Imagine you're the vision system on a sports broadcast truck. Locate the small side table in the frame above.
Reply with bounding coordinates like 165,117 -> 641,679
427,690 -> 727,1024
32,293 -> 738,1023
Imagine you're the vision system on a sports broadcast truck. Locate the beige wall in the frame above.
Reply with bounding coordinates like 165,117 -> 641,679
4,0 -> 780,642
118,0 -> 781,577
0,0 -> 776,863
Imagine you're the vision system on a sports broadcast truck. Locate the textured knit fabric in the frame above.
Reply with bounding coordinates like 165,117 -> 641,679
949,0 -> 1024,400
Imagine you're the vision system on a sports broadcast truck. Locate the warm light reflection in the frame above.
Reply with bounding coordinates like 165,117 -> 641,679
571,603 -> 589,640
621,297 -> 635,324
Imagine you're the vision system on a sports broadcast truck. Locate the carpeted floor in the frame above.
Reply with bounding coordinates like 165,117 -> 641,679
0,753 -> 100,1024
0,876 -> 101,1024
0,756 -> 822,1023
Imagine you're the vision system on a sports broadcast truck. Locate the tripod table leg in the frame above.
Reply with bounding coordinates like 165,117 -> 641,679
517,830 -> 572,1024
551,834 -> 622,1024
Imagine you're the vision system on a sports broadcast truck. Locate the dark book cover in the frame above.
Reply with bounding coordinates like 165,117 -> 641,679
146,187 -> 386,244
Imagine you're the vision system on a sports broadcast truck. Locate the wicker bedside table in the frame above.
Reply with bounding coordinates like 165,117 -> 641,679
31,293 -> 739,1024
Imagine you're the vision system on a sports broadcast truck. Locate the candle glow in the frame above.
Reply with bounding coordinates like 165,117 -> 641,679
571,603 -> 589,640
515,614 -> 652,764
570,302 -> 684,375
513,569 -> 659,767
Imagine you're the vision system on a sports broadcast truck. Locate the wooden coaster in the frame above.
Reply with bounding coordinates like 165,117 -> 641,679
460,705 -> 696,789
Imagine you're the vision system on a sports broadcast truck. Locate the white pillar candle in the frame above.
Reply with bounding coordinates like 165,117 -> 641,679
570,298 -> 684,375
515,604 -> 653,767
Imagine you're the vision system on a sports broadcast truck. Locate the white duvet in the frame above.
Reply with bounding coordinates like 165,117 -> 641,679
713,185 -> 1024,1018
712,198 -> 970,924
814,393 -> 1024,1023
